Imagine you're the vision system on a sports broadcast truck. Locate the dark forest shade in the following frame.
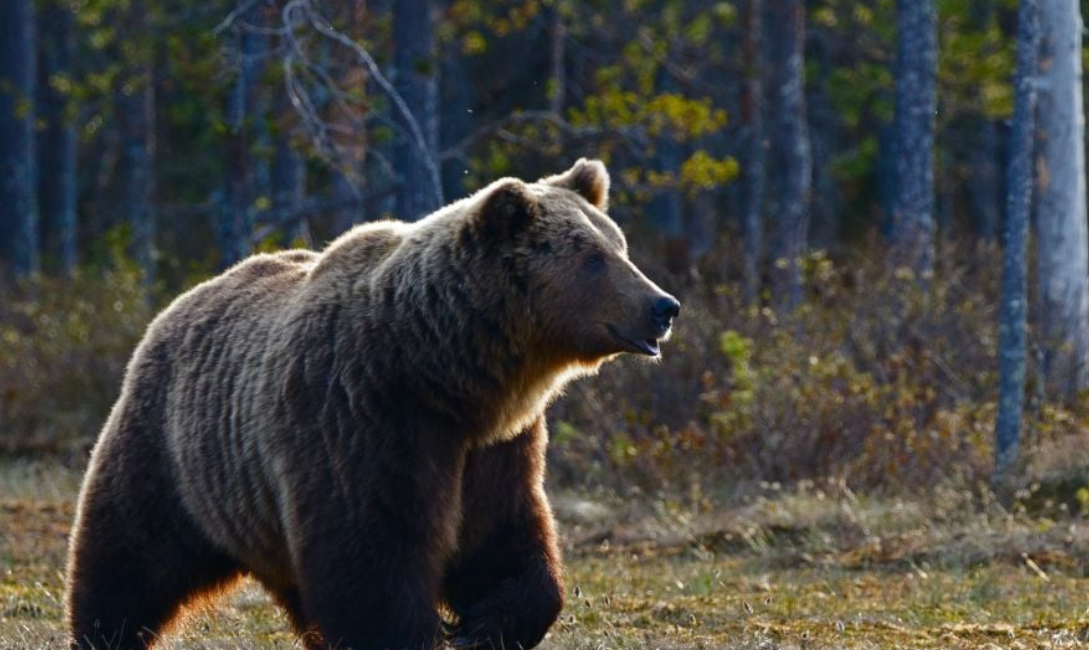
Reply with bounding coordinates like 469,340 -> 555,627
650,69 -> 686,271
806,27 -> 844,251
116,2 -> 157,282
273,127 -> 308,245
995,0 -> 1040,483
220,12 -> 266,269
392,0 -> 442,221
968,119 -> 1002,242
740,0 -> 764,305
891,0 -> 937,277
0,0 -> 40,277
766,0 -> 811,312
966,0 -> 1002,245
439,39 -> 471,206
37,0 -> 78,274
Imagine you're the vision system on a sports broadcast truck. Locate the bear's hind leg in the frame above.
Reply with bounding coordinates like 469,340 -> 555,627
67,471 -> 241,649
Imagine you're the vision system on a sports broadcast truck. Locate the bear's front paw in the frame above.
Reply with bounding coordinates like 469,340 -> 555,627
448,573 -> 562,650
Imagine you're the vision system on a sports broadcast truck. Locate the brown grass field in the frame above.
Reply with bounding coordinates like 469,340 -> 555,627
3,458 -> 1089,649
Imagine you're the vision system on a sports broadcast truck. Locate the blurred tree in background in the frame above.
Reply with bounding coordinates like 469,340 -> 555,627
890,0 -> 936,278
0,0 -> 39,276
37,0 -> 78,274
766,0 -> 811,312
1035,0 -> 1089,402
995,0 -> 1037,490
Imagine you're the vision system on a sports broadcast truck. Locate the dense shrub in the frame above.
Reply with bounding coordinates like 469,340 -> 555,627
548,243 -> 1085,494
0,264 -> 157,454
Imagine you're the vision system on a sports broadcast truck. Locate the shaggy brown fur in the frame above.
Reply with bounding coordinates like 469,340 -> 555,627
66,159 -> 678,650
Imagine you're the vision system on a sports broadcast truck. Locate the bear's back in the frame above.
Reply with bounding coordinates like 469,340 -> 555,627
307,220 -> 408,287
151,249 -> 318,348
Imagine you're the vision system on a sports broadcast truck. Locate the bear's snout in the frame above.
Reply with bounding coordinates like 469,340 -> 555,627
651,295 -> 680,333
601,289 -> 680,358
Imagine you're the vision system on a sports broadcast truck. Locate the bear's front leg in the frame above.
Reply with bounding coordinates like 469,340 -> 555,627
285,426 -> 468,650
296,547 -> 443,650
443,417 -> 564,650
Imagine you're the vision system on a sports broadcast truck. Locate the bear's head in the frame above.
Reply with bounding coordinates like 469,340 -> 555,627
467,159 -> 680,364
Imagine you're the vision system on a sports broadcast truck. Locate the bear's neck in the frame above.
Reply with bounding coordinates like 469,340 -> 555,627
331,236 -> 573,443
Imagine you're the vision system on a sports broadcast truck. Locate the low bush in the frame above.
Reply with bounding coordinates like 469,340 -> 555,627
548,243 -> 1086,495
0,263 -> 157,454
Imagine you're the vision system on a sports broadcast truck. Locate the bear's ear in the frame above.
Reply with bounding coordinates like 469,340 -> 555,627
541,158 -> 610,210
471,178 -> 539,241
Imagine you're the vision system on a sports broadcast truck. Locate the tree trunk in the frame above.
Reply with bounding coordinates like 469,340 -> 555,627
271,65 -> 307,245
766,0 -> 811,313
272,129 -> 308,246
878,123 -> 898,239
439,38 -> 471,202
740,0 -> 765,305
37,0 -> 77,274
891,0 -> 937,277
806,29 -> 842,251
967,0 -> 1002,244
392,0 -> 441,220
1036,0 -> 1089,400
996,0 -> 1040,488
548,3 -> 566,116
0,0 -> 39,277
116,3 -> 156,280
327,0 -> 367,235
220,9 -> 266,268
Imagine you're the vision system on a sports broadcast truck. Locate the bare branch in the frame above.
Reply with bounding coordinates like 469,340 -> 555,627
281,0 -> 442,208
213,0 -> 267,37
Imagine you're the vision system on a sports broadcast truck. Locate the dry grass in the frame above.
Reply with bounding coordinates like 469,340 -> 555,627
3,460 -> 1089,649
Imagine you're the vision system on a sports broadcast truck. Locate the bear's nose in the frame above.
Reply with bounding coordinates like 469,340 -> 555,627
652,295 -> 681,329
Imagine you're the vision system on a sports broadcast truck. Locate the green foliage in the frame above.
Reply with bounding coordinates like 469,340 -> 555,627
678,150 -> 739,194
938,0 -> 1017,119
444,0 -> 743,217
567,92 -> 727,141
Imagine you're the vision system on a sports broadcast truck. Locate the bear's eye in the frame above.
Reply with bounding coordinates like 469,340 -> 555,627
584,252 -> 607,274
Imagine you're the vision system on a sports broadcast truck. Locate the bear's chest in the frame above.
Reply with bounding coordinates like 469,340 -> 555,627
479,367 -> 577,446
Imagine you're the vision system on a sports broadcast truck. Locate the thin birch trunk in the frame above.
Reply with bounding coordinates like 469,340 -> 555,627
995,0 -> 1040,485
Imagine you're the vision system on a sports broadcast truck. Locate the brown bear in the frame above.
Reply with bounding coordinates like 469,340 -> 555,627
65,159 -> 679,650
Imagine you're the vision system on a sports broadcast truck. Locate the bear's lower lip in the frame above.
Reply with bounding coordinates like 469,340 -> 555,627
606,324 -> 661,356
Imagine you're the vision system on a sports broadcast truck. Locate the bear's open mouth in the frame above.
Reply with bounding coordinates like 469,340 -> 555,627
607,324 -> 661,357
